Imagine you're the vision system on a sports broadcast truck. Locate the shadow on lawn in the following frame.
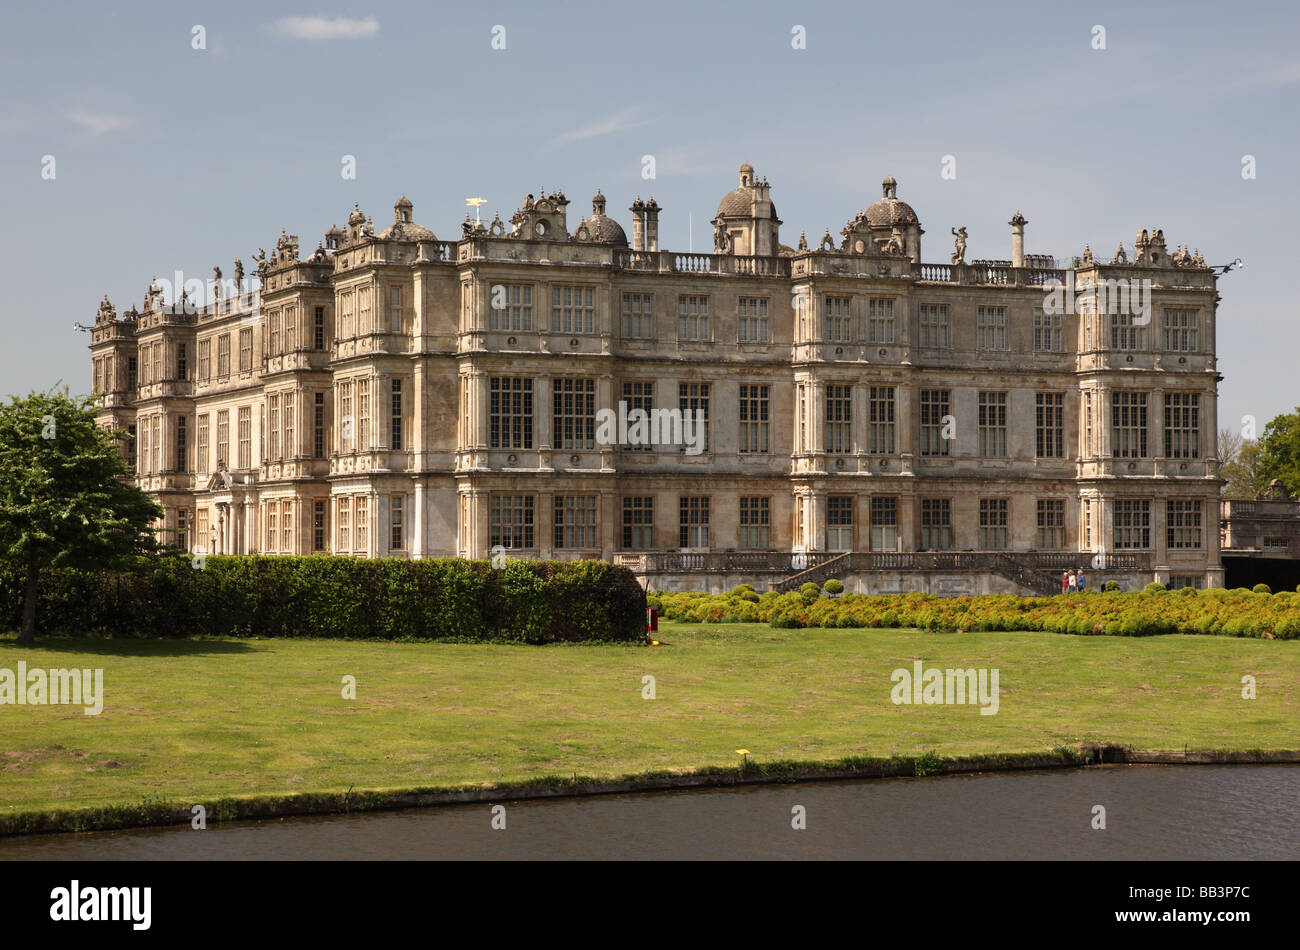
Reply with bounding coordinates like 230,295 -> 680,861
0,635 -> 260,658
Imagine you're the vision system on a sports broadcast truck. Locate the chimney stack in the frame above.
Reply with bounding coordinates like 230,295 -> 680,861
1009,211 -> 1027,268
644,197 -> 660,252
630,197 -> 646,251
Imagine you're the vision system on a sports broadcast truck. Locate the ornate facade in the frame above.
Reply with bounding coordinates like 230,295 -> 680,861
88,164 -> 1225,593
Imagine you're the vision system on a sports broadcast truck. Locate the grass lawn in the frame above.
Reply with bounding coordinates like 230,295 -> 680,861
1,621 -> 1296,819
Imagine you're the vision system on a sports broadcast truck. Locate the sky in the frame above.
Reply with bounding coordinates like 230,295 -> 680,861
1,0 -> 1296,436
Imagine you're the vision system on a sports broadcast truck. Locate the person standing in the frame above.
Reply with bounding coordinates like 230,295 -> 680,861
1077,569 -> 1087,592
1068,569 -> 1078,593
1061,570 -> 1070,594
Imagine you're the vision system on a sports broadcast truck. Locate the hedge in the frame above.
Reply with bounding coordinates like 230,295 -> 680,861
0,555 -> 646,643
646,588 -> 1300,639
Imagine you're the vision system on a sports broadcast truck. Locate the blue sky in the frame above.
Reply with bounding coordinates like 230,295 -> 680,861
1,0 -> 1295,435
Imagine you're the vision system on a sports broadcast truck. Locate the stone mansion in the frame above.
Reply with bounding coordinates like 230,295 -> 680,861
88,164 -> 1225,593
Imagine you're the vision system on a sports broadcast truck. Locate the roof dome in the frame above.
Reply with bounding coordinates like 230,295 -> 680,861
378,197 -> 437,241
573,191 -> 628,245
864,177 -> 918,228
715,163 -> 777,220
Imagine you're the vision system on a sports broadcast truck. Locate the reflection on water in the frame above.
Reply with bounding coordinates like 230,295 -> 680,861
2,765 -> 1296,860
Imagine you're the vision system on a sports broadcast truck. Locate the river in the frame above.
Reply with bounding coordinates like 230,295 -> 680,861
2,765 -> 1295,860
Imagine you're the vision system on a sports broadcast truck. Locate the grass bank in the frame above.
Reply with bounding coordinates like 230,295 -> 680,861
2,622 -> 1296,834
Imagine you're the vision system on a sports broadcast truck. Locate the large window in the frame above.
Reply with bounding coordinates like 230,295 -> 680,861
313,500 -> 327,552
828,496 -> 853,551
175,417 -> 187,473
1035,392 -> 1065,458
738,384 -> 769,454
552,378 -> 596,450
870,497 -> 897,551
978,391 -> 1008,457
490,284 -> 533,331
239,328 -> 252,372
216,334 -> 231,378
196,414 -> 209,474
1167,500 -> 1203,549
339,380 -> 353,453
738,297 -> 770,342
237,406 -> 251,469
622,496 -> 654,549
314,306 -> 326,349
553,286 -> 595,334
678,383 -> 710,453
825,384 -> 852,454
357,378 -> 370,452
268,394 -> 280,460
739,496 -> 771,549
869,386 -> 896,454
920,499 -> 951,550
979,498 -> 1008,549
390,379 -> 402,450
1111,312 -> 1145,350
283,393 -> 295,458
1036,499 -> 1065,549
314,393 -> 326,459
390,288 -> 403,333
622,381 -> 654,452
1033,308 -> 1062,352
867,298 -> 895,343
1113,499 -> 1151,549
977,306 -> 1006,350
920,389 -> 950,457
1163,310 -> 1197,352
1112,392 -> 1148,459
1164,393 -> 1200,459
919,304 -> 948,348
554,495 -> 598,549
824,296 -> 853,342
679,496 -> 710,548
490,495 -> 535,549
198,340 -> 210,380
678,295 -> 710,340
337,497 -> 351,553
621,293 -> 653,339
216,410 -> 229,466
490,377 -> 533,450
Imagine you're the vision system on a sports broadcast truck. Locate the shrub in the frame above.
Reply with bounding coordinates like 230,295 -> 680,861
1252,583 -> 1272,595
0,555 -> 646,643
800,582 -> 821,604
823,579 -> 845,595
1144,582 -> 1166,593
1103,580 -> 1121,592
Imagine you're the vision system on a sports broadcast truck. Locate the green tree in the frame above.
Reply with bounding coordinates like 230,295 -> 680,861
0,390 -> 162,643
1257,410 -> 1300,496
1219,427 -> 1263,499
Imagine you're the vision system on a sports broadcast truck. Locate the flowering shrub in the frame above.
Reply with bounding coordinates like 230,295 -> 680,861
646,587 -> 1300,639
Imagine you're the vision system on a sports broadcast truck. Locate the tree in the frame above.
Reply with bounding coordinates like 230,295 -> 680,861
1219,426 -> 1263,499
1257,410 -> 1300,497
0,390 -> 162,643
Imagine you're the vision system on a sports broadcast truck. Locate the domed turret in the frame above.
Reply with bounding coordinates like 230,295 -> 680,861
712,163 -> 781,256
573,190 -> 628,246
379,196 -> 437,241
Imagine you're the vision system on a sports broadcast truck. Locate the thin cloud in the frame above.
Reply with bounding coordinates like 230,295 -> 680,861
271,16 -> 379,40
66,110 -> 131,136
550,109 -> 654,149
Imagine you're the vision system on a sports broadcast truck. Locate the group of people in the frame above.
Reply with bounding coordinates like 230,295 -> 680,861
1061,569 -> 1087,593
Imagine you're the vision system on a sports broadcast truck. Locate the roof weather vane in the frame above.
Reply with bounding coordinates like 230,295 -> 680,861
466,197 -> 487,225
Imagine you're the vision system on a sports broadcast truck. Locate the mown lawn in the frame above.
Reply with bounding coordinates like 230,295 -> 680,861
1,622 -> 1296,816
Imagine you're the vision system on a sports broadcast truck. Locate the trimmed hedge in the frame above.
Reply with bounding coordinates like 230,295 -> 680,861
647,587 -> 1300,639
0,555 -> 646,643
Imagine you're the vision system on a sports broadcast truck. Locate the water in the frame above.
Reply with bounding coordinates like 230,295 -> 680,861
2,765 -> 1295,860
